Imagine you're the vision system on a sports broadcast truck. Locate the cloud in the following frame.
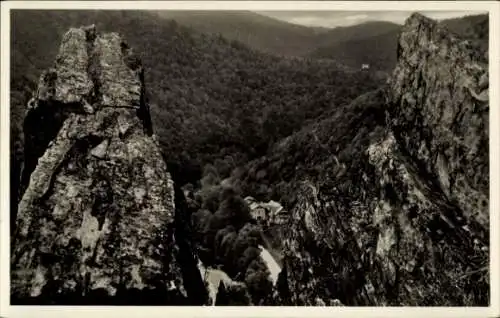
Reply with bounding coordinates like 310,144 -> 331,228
256,10 -> 487,28
344,14 -> 370,21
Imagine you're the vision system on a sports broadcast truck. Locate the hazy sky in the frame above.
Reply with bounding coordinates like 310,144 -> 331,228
257,11 -> 487,28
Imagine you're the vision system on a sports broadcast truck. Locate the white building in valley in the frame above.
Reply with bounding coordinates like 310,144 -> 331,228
244,197 -> 288,225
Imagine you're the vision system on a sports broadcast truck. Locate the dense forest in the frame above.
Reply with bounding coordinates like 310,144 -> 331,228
153,11 -> 489,73
309,14 -> 488,71
155,10 -> 327,56
10,10 -> 383,188
232,89 -> 387,206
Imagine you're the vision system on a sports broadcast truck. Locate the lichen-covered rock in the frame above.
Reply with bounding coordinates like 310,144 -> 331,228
388,13 -> 489,228
35,27 -> 93,104
11,25 -> 186,304
365,132 -> 488,305
277,130 -> 488,306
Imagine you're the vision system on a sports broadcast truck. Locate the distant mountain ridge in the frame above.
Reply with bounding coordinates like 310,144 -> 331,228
309,13 -> 488,71
155,10 -> 326,56
154,11 -> 405,58
153,11 -> 487,73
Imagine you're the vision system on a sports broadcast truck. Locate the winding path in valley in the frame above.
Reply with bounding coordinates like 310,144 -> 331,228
259,244 -> 281,285
198,241 -> 282,305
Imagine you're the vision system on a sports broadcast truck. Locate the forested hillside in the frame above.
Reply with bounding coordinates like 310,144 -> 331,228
310,29 -> 399,74
154,11 -> 400,59
309,14 -> 488,72
155,10 -> 326,56
11,10 -> 382,189
154,11 -> 488,74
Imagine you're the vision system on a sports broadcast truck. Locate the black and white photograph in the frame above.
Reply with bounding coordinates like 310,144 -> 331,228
1,1 -> 499,316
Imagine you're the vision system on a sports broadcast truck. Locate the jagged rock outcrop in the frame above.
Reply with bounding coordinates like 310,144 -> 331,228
389,13 -> 489,228
11,25 -> 187,304
365,130 -> 488,305
244,13 -> 489,306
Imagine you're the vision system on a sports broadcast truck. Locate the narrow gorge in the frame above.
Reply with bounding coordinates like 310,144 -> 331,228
9,11 -> 490,307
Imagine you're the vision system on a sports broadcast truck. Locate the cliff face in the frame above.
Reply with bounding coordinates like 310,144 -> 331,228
249,13 -> 489,306
389,13 -> 489,228
11,25 -> 188,304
